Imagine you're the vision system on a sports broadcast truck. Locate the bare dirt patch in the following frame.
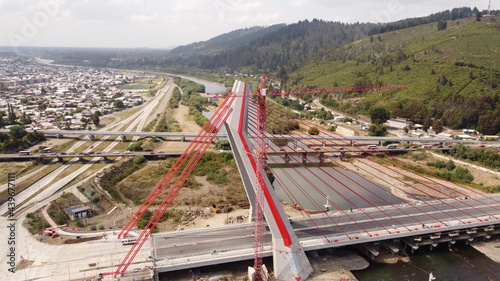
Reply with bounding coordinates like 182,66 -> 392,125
343,150 -> 498,202
173,104 -> 202,133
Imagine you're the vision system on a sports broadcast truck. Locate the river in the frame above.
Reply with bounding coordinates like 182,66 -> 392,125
353,240 -> 500,281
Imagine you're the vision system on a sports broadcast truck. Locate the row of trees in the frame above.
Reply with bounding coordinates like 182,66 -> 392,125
0,125 -> 45,153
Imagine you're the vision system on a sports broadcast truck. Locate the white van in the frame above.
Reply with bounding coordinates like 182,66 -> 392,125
386,144 -> 398,149
367,145 -> 378,149
122,239 -> 136,245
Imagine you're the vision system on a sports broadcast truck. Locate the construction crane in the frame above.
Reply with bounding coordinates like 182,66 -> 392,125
109,77 -> 407,278
488,0 -> 492,16
253,75 -> 270,281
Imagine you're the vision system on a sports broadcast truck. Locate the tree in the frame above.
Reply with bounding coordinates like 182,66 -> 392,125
476,12 -> 482,22
308,127 -> 320,135
91,111 -> 100,126
437,21 -> 448,31
370,107 -> 390,124
0,111 -> 4,128
9,125 -> 27,140
19,112 -> 32,125
432,119 -> 444,134
114,99 -> 124,109
215,140 -> 231,150
7,103 -> 16,124
368,124 -> 387,136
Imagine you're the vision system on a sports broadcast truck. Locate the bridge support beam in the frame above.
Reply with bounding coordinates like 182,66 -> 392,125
56,134 -> 63,139
181,136 -> 185,142
88,134 -> 95,141
119,135 -> 126,142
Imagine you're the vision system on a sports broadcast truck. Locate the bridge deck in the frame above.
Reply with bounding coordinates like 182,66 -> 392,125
151,194 -> 500,272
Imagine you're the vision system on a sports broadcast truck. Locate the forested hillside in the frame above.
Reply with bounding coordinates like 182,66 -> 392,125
286,15 -> 500,133
169,25 -> 286,56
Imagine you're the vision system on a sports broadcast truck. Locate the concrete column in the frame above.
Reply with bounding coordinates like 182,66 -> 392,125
301,152 -> 308,164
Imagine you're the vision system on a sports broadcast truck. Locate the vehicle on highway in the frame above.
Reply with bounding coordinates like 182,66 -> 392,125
113,151 -> 120,154
40,153 -> 47,156
50,152 -> 57,155
158,150 -> 165,153
124,150 -> 132,154
410,145 -> 418,149
95,151 -> 102,154
68,151 -> 75,155
122,238 -> 136,245
386,144 -> 398,149
18,151 -> 32,155
88,151 -> 95,154
367,145 -> 377,149
150,151 -> 155,154
60,152 -> 67,155
421,145 -> 433,149
478,144 -> 486,148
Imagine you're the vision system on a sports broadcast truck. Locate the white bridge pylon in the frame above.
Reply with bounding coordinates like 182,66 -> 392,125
224,80 -> 313,281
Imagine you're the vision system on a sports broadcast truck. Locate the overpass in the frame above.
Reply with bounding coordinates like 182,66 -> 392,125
0,151 -> 184,161
0,128 -> 465,145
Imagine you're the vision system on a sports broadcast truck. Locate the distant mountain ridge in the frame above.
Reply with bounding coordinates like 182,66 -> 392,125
169,24 -> 286,56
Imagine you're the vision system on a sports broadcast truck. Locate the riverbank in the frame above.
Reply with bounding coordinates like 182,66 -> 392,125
471,237 -> 500,263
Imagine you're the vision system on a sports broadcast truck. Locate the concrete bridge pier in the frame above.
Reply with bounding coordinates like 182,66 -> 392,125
318,152 -> 325,163
284,154 -> 290,162
181,136 -> 186,142
119,135 -> 126,142
88,134 -> 95,141
301,152 -> 308,164
56,133 -> 63,139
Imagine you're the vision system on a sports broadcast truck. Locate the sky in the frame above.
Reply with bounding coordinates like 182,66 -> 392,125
0,0 -> 492,49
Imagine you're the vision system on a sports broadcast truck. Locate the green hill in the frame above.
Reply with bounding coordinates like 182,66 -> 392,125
287,17 -> 500,133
